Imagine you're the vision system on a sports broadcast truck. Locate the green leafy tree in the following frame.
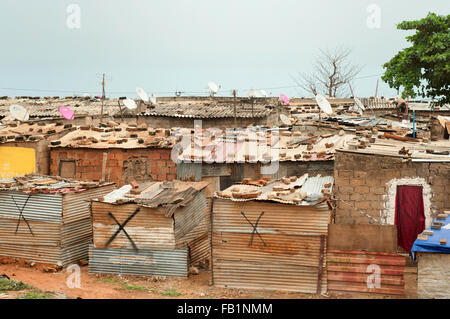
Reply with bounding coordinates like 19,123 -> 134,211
382,13 -> 450,105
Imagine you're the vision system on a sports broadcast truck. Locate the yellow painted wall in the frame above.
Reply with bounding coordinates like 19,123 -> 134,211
0,147 -> 36,179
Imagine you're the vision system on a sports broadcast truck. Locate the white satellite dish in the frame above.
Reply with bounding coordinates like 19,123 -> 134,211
315,94 -> 333,115
123,98 -> 137,110
248,89 -> 257,98
136,87 -> 149,102
149,93 -> 157,105
260,90 -> 268,97
354,97 -> 365,111
208,82 -> 220,96
280,114 -> 291,126
10,104 -> 29,121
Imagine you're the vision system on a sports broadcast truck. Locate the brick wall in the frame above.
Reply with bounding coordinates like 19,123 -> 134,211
50,148 -> 176,186
334,151 -> 450,225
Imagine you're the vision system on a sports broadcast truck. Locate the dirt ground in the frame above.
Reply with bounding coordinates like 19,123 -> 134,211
0,263 -> 332,299
0,262 -> 415,299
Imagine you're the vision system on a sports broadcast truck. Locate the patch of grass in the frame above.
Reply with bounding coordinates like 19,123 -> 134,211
18,292 -> 54,299
161,289 -> 182,297
121,284 -> 148,292
95,276 -> 122,285
0,278 -> 30,292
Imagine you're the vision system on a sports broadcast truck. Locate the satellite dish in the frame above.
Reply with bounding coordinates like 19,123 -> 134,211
149,93 -> 157,105
59,106 -> 74,120
280,94 -> 290,105
248,89 -> 256,98
136,87 -> 149,102
123,98 -> 137,110
10,104 -> 29,121
280,114 -> 291,126
315,94 -> 333,115
354,97 -> 365,111
208,82 -> 220,96
260,90 -> 268,97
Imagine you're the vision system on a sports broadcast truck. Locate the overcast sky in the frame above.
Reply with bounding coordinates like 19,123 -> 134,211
0,0 -> 448,99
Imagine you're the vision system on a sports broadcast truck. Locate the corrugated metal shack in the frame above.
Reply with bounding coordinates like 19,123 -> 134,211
211,174 -> 333,293
89,180 -> 211,277
0,175 -> 115,266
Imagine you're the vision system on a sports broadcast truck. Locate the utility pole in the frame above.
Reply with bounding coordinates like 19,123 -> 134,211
100,73 -> 105,123
374,78 -> 379,98
233,90 -> 237,127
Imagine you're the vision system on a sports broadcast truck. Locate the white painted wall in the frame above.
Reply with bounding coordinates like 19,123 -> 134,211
381,177 -> 433,228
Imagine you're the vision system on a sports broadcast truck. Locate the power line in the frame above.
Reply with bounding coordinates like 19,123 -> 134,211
0,73 -> 385,96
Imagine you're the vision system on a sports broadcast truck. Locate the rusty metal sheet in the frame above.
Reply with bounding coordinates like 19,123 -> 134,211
62,184 -> 115,224
89,245 -> 189,277
0,184 -> 113,266
188,232 -> 210,267
92,202 -> 176,250
211,199 -> 330,293
327,250 -> 406,295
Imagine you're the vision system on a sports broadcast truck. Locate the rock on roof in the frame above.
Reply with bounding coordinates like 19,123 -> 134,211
49,123 -> 176,149
215,174 -> 333,206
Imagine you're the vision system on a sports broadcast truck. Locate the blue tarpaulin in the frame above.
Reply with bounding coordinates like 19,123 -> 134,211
411,215 -> 450,253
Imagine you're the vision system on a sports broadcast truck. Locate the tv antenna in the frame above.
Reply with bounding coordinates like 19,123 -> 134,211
136,87 -> 149,103
279,94 -> 290,105
248,89 -> 256,117
208,82 -> 220,97
315,94 -> 333,126
9,104 -> 29,122
123,98 -> 137,110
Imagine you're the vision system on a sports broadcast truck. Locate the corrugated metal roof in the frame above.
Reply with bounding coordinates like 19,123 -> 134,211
0,122 -> 73,144
96,180 -> 209,215
0,175 -> 115,194
176,127 -> 355,163
215,174 -> 333,206
142,100 -> 272,118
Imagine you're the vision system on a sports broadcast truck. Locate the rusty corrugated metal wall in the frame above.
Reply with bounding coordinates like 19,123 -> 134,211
90,190 -> 210,276
327,250 -> 405,295
211,199 -> 330,293
0,185 -> 113,266
92,202 -> 176,250
89,246 -> 189,277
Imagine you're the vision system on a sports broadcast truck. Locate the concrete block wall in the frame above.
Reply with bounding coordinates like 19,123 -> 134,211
418,253 -> 450,299
334,151 -> 450,225
50,148 -> 176,186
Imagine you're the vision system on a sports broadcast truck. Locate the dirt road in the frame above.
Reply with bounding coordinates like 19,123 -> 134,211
0,263 -> 331,299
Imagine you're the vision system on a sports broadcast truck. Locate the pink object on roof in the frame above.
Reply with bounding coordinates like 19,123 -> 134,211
59,106 -> 74,120
280,94 -> 290,105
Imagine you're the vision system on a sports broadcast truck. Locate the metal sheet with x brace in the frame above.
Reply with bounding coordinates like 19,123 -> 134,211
241,211 -> 266,247
104,207 -> 141,251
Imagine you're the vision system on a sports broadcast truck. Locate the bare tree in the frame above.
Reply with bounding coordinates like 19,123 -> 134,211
294,47 -> 362,97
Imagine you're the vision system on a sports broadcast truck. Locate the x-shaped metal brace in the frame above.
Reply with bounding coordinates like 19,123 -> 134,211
241,211 -> 266,247
105,207 -> 141,252
11,195 -> 34,236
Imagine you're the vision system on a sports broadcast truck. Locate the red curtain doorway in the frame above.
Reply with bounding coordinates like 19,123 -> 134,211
395,185 -> 425,252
